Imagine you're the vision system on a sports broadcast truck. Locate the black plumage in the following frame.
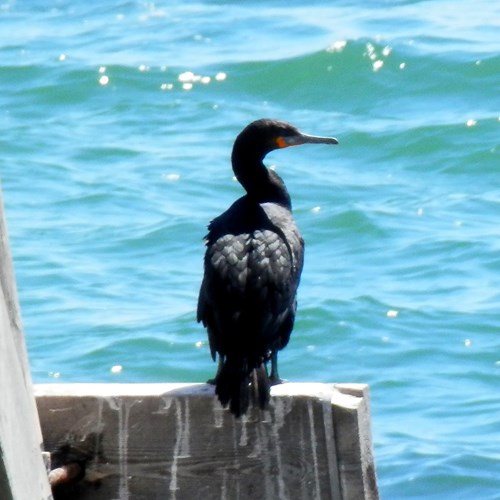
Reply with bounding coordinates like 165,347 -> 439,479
197,118 -> 338,417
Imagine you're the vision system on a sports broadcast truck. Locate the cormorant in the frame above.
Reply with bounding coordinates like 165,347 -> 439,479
197,118 -> 338,417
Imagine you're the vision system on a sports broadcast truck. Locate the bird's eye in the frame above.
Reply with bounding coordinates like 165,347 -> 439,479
275,137 -> 290,149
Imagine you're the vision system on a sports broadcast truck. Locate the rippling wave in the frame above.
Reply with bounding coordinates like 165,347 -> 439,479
1,1 -> 500,498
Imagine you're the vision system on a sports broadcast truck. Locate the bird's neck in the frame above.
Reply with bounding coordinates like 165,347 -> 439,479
232,158 -> 292,208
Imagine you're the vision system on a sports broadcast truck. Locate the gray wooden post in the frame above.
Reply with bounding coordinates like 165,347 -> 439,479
0,184 -> 53,499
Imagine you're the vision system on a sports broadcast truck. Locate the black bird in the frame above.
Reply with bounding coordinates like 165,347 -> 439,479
197,118 -> 338,417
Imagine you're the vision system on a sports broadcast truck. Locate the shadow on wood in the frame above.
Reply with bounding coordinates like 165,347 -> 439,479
36,383 -> 378,500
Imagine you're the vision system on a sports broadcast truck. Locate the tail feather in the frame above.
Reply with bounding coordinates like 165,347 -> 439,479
215,357 -> 271,417
215,357 -> 250,417
253,364 -> 270,410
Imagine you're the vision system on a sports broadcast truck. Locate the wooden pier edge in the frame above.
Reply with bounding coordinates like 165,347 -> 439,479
35,382 -> 379,500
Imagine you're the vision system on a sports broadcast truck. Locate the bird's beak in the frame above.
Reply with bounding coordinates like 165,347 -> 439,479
276,133 -> 339,149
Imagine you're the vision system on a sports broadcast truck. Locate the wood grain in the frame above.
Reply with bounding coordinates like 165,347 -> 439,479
36,383 -> 378,500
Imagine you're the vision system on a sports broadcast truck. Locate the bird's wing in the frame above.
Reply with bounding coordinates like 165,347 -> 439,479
197,200 -> 304,357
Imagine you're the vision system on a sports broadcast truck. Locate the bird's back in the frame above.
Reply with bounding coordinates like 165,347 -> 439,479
198,196 -> 304,363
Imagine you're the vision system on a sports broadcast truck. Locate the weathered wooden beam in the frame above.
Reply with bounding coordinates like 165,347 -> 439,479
35,383 -> 378,500
0,187 -> 53,500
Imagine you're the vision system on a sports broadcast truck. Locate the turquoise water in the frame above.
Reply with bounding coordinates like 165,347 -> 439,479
1,1 -> 500,497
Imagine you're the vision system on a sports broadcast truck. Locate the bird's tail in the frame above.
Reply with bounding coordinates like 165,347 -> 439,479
215,357 -> 270,417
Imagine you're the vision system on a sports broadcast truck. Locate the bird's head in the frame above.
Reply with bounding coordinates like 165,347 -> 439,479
232,118 -> 338,161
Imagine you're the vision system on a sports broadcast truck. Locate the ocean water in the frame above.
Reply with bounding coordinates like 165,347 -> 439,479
1,0 -> 500,497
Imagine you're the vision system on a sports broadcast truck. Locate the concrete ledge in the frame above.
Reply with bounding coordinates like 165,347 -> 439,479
35,382 -> 378,500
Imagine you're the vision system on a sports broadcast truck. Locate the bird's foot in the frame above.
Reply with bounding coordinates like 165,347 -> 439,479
269,376 -> 286,386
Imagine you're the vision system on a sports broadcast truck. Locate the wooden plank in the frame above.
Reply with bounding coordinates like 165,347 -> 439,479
0,187 -> 53,500
36,383 -> 379,500
331,384 -> 379,500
